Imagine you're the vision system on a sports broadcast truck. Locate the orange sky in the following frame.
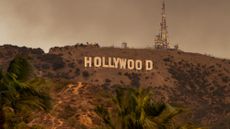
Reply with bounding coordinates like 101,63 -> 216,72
0,0 -> 229,58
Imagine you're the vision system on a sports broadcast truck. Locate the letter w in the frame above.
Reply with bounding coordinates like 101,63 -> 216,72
119,58 -> 127,69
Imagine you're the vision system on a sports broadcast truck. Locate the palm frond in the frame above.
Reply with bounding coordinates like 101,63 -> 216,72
7,57 -> 33,81
95,105 -> 115,129
0,57 -> 52,128
95,87 -> 203,129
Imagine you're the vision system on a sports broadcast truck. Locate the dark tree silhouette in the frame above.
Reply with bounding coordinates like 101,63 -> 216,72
0,57 -> 51,129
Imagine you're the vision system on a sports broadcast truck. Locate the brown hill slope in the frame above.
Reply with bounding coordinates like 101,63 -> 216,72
0,44 -> 229,129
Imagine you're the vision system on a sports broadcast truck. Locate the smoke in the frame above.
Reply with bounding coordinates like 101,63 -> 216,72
0,0 -> 229,58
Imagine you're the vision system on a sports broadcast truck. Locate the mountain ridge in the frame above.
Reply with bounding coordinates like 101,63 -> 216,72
0,44 -> 229,129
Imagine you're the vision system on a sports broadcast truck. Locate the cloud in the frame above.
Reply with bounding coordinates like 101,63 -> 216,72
0,0 -> 229,58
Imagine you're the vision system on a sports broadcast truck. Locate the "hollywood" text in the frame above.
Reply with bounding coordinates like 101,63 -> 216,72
84,56 -> 154,71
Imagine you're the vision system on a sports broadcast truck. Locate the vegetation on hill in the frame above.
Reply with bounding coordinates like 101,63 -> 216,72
0,57 -> 52,129
95,87 -> 205,129
0,45 -> 229,129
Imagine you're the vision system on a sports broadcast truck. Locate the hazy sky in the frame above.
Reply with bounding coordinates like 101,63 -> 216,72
0,0 -> 229,58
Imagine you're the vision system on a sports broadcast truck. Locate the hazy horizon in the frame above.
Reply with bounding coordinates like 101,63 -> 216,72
0,0 -> 229,58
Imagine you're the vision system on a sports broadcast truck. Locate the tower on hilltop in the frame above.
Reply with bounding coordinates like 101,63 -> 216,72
155,0 -> 170,49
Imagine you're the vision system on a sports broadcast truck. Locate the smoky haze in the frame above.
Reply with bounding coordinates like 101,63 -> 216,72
0,0 -> 230,58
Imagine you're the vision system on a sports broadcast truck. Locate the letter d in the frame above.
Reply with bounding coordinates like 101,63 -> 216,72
145,60 -> 153,70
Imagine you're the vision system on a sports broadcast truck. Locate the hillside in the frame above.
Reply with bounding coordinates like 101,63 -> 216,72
0,44 -> 229,129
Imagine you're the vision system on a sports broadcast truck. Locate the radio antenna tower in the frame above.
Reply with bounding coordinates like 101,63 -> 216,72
154,0 -> 170,49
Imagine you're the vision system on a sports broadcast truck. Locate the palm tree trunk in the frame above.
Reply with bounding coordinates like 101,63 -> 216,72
0,109 -> 4,129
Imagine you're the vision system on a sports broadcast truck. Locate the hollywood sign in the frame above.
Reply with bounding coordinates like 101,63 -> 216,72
84,56 -> 154,71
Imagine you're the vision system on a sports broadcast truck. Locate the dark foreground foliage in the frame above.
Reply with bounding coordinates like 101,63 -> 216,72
95,87 -> 206,129
0,57 -> 52,129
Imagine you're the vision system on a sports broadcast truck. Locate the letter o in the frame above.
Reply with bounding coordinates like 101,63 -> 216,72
127,59 -> 135,70
135,60 -> 142,70
94,57 -> 102,67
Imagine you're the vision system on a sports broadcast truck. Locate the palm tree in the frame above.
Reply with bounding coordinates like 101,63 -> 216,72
0,57 -> 51,129
95,87 -> 204,129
